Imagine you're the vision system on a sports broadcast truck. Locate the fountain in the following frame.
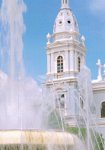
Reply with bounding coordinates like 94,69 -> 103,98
0,0 -> 104,150
0,130 -> 75,150
0,0 -> 86,150
76,66 -> 104,150
0,0 -> 50,130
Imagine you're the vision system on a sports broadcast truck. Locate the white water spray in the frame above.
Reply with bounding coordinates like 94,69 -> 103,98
0,0 -> 55,130
0,0 -> 26,79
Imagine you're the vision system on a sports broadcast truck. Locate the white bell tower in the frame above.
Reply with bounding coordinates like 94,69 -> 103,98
46,0 -> 86,126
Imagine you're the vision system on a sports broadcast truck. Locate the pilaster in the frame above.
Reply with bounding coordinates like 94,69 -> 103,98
70,50 -> 74,72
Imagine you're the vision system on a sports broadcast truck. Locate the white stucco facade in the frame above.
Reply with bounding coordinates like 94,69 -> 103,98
45,0 -> 105,143
46,0 -> 86,125
92,80 -> 105,141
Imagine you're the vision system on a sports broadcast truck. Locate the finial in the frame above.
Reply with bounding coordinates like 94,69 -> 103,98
81,35 -> 85,45
104,64 -> 105,74
46,33 -> 51,44
61,0 -> 69,9
96,59 -> 102,81
103,64 -> 105,80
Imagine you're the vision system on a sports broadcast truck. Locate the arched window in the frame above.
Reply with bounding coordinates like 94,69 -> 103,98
101,102 -> 105,118
78,57 -> 81,72
57,56 -> 63,73
56,93 -> 65,109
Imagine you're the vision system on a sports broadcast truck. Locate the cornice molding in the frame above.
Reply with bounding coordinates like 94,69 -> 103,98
92,80 -> 105,91
46,40 -> 86,53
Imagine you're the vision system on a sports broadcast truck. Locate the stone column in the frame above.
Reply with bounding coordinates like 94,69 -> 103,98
51,53 -> 54,74
70,50 -> 74,72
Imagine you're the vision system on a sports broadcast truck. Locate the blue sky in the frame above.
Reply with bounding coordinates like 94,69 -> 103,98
1,0 -> 105,81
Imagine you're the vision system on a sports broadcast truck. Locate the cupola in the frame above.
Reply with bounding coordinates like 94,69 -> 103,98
53,0 -> 79,41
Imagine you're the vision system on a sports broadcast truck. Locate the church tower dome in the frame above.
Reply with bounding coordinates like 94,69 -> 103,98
53,0 -> 79,41
46,0 -> 86,80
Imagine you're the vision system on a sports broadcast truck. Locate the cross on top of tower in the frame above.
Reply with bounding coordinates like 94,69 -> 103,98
61,0 -> 69,9
96,59 -> 102,81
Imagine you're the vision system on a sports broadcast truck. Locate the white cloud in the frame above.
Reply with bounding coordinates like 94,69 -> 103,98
90,0 -> 105,13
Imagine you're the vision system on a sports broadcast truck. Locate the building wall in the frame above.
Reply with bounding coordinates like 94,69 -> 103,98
93,82 -> 105,141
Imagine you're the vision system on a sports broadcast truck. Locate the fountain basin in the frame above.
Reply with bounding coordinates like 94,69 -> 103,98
0,130 -> 74,145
